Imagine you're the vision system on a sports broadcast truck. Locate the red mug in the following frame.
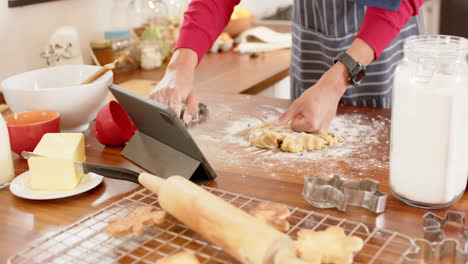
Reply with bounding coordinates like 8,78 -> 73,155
4,110 -> 61,155
93,101 -> 137,146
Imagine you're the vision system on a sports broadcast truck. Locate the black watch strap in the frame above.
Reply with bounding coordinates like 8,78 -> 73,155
334,52 -> 357,71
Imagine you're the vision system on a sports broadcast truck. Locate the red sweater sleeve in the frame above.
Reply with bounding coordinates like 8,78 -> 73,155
174,0 -> 240,63
356,0 -> 425,59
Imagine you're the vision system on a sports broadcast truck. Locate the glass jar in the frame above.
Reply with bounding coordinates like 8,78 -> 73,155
390,35 -> 468,209
140,40 -> 163,70
104,29 -> 140,73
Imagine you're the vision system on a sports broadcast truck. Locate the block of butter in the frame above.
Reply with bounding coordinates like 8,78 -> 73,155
28,133 -> 86,190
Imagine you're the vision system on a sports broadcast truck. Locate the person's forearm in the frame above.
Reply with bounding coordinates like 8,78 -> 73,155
175,0 -> 240,63
167,48 -> 198,74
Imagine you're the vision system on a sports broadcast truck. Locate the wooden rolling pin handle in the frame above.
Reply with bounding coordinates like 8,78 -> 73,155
138,172 -> 164,194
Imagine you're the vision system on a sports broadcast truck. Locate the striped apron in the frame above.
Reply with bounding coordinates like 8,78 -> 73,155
291,0 -> 425,108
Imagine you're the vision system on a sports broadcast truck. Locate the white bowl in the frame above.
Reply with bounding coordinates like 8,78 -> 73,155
1,65 -> 112,132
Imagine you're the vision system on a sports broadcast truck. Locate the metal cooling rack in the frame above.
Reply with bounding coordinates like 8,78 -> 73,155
8,187 -> 415,264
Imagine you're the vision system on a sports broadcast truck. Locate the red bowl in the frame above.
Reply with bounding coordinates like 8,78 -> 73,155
93,101 -> 136,146
4,110 -> 61,155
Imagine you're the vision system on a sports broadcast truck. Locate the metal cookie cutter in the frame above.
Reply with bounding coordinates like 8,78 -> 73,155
180,102 -> 209,126
302,175 -> 387,213
401,211 -> 468,264
423,211 -> 468,252
401,239 -> 467,264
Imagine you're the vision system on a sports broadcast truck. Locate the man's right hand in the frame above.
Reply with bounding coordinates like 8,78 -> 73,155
150,48 -> 199,123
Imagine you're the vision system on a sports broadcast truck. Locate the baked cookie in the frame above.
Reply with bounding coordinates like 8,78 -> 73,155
249,202 -> 291,232
156,251 -> 200,264
295,226 -> 363,264
248,123 -> 341,153
105,205 -> 166,237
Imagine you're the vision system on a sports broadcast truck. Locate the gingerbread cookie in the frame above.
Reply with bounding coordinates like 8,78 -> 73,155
248,123 -> 341,153
249,202 -> 291,232
295,226 -> 363,264
156,251 -> 200,264
105,205 -> 166,237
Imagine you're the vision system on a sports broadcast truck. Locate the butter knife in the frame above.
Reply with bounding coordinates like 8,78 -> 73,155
21,151 -> 140,184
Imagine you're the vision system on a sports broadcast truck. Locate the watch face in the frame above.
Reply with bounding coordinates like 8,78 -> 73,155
354,68 -> 366,83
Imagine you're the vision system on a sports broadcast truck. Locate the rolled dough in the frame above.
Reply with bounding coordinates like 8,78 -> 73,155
248,123 -> 341,153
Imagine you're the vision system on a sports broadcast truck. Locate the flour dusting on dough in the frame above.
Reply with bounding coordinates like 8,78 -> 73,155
191,103 -> 390,179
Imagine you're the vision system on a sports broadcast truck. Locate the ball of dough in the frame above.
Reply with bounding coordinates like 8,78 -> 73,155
248,123 -> 341,153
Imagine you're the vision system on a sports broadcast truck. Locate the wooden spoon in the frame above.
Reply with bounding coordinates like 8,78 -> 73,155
80,58 -> 118,85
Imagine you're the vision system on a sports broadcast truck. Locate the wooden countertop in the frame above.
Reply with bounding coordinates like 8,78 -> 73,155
1,90 -> 467,263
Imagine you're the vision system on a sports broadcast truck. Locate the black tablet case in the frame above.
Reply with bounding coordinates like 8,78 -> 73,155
108,84 -> 217,184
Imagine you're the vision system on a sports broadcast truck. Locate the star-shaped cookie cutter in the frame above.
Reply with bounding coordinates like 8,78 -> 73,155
401,211 -> 468,263
302,175 -> 387,213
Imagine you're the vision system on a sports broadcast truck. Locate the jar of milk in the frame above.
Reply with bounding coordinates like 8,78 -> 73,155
390,35 -> 468,209
0,115 -> 14,188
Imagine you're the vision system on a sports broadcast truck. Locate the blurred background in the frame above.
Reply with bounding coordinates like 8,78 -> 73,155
1,0 -> 465,98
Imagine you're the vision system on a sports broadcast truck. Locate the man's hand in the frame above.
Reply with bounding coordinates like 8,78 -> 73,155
149,49 -> 199,123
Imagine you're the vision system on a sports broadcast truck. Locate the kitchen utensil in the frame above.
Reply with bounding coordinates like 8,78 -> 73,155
21,151 -> 140,184
93,101 -> 137,146
422,211 -> 468,250
1,65 -> 112,132
4,110 -> 60,155
179,102 -> 209,126
80,59 -> 117,85
46,26 -> 84,66
302,175 -> 387,213
138,173 -> 307,264
401,211 -> 468,264
402,239 -> 467,264
8,185 -> 415,264
9,171 -> 103,200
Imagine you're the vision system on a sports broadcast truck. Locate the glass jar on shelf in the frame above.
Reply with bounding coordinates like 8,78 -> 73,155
104,29 -> 140,73
139,25 -> 164,70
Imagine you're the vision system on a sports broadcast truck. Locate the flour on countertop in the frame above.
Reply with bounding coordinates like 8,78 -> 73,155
192,104 -> 390,179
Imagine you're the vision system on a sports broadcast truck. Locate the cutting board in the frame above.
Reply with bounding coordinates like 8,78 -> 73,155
112,79 -> 158,100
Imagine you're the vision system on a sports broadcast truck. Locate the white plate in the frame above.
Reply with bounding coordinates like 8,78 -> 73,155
10,171 -> 103,200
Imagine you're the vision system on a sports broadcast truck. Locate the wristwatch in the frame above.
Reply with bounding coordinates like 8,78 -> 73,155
333,52 -> 366,85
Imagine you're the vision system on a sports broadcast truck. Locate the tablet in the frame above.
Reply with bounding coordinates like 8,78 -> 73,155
109,84 -> 217,183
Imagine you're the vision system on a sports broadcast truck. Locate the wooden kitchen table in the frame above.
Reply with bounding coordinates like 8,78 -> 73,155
1,92 -> 467,263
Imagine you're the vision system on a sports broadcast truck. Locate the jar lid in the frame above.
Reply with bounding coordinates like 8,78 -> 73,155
104,29 -> 130,40
90,39 -> 112,49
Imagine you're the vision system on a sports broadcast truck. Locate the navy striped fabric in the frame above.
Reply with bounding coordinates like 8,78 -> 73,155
348,0 -> 403,12
290,0 -> 424,108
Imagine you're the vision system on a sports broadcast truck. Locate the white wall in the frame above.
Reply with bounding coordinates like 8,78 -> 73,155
0,0 -> 113,82
0,0 -> 291,84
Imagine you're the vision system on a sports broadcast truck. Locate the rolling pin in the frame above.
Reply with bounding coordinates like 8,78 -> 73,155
138,173 -> 308,264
